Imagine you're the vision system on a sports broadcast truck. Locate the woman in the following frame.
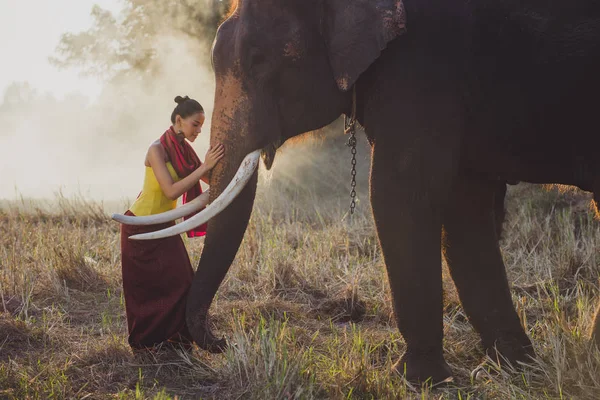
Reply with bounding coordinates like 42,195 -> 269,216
120,95 -> 224,352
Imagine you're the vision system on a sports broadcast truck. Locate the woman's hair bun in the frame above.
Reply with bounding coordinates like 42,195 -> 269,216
174,95 -> 190,105
170,96 -> 204,124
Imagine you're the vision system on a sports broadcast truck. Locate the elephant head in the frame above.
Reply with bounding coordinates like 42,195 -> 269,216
130,0 -> 406,351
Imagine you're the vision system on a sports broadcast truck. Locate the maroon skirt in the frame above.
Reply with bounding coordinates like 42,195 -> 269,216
120,210 -> 194,349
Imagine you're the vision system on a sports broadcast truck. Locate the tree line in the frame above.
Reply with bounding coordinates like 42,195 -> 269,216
51,0 -> 235,84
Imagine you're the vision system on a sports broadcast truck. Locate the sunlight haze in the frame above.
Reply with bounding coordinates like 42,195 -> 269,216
0,0 -> 123,101
0,0 -> 218,204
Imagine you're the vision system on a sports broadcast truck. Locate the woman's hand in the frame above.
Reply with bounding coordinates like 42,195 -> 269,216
203,144 -> 225,170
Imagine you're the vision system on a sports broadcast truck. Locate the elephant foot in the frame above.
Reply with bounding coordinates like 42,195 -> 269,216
471,361 -> 502,382
591,302 -> 600,349
483,335 -> 536,368
392,352 -> 453,386
470,354 -> 529,383
472,336 -> 535,381
197,330 -> 228,354
188,314 -> 228,354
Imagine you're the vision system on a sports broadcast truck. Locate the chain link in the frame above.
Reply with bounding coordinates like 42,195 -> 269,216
345,115 -> 357,215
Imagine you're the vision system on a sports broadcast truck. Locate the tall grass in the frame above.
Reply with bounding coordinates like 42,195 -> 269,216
1,138 -> 600,398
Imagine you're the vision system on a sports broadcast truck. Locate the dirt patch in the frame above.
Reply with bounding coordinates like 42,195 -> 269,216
0,315 -> 50,361
315,296 -> 367,323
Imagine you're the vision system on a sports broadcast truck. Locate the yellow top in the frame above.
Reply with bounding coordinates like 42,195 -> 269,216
129,162 -> 180,216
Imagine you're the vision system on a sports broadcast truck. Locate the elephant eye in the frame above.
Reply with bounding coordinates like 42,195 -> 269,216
249,52 -> 267,69
245,47 -> 276,81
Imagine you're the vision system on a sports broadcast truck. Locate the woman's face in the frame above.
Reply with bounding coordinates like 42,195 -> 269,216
177,112 -> 205,143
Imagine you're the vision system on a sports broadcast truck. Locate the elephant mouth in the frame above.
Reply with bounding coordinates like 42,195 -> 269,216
260,139 -> 282,170
111,149 -> 261,239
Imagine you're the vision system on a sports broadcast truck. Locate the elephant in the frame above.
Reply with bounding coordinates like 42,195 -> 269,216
120,0 -> 600,384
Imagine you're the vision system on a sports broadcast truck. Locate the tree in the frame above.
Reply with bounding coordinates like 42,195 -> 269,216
51,0 -> 234,83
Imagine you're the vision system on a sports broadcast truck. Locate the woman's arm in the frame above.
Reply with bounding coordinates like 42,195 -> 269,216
147,144 -> 209,200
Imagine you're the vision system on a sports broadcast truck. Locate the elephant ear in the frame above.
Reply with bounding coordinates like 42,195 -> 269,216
323,0 -> 406,91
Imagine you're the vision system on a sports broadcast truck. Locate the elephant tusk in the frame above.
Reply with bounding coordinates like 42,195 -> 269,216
111,190 -> 210,225
129,150 -> 261,240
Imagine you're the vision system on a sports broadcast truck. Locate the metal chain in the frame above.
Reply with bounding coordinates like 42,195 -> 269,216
346,121 -> 357,214
345,86 -> 358,215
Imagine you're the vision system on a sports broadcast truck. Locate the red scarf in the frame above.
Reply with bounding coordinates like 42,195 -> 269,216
159,126 -> 206,237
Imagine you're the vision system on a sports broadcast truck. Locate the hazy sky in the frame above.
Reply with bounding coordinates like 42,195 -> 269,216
0,0 -> 123,101
0,0 -> 219,205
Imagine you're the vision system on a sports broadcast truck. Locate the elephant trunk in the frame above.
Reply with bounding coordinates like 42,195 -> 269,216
185,69 -> 263,350
185,149 -> 258,351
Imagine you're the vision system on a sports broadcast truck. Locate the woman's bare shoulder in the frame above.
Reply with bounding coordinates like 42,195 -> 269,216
145,140 -> 168,166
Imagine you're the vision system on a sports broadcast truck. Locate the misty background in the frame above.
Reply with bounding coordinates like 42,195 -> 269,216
0,0 -> 370,214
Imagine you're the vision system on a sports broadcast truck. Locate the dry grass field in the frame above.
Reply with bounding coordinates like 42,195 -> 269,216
1,139 -> 600,399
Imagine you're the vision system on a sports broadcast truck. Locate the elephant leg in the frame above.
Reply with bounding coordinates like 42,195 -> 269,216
592,303 -> 600,348
494,182 -> 507,240
592,190 -> 600,347
443,177 -> 535,367
370,139 -> 454,384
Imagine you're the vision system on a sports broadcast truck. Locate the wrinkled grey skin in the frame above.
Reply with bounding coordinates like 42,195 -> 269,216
187,0 -> 600,384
